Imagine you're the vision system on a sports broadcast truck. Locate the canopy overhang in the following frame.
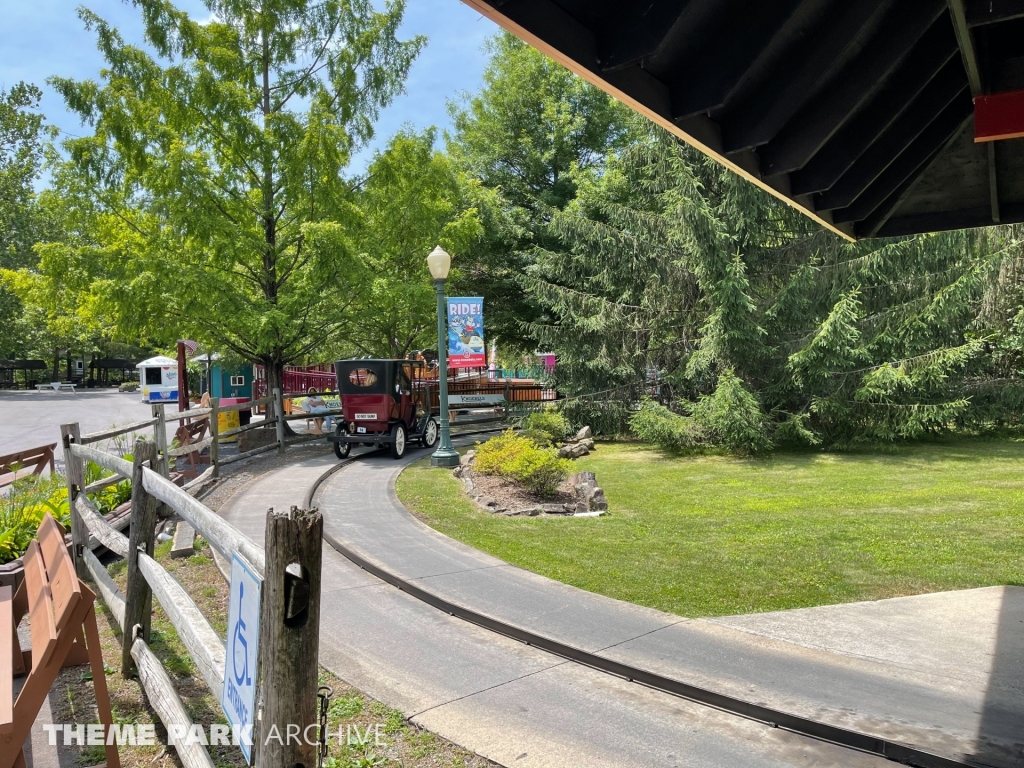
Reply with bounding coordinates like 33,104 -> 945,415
462,0 -> 1024,239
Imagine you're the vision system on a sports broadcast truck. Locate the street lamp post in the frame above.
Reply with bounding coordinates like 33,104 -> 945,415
428,246 -> 460,468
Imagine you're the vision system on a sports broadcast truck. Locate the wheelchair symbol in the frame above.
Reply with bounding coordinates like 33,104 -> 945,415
232,583 -> 251,687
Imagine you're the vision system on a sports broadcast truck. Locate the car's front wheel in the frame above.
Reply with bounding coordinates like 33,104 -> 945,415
391,423 -> 407,459
421,418 -> 438,448
333,424 -> 351,460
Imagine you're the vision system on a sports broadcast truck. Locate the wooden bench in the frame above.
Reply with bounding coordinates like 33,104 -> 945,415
173,418 -> 210,478
0,445 -> 56,489
1,515 -> 119,768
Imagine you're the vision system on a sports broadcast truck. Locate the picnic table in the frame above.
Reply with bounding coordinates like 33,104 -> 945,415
35,382 -> 76,393
0,444 -> 56,489
2,514 -> 120,768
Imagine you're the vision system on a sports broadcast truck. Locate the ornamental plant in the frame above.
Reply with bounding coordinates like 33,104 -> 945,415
0,473 -> 70,564
521,409 -> 571,445
474,431 -> 572,497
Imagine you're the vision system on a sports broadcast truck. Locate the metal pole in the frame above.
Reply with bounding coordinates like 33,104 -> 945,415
431,279 -> 460,467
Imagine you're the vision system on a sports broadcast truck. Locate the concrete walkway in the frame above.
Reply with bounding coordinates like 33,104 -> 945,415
220,449 -> 891,768
315,452 -> 1024,768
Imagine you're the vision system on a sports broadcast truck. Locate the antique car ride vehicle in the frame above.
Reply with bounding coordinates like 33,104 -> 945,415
329,359 -> 439,459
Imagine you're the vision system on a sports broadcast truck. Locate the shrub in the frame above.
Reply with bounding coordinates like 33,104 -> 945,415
0,455 -> 133,564
630,371 -> 771,456
522,409 -> 571,445
629,399 -> 705,452
474,431 -> 572,497
0,473 -> 71,564
691,370 -> 772,455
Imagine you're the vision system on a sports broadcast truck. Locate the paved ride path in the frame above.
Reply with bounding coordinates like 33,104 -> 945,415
219,448 -> 889,768
312,451 -> 1023,768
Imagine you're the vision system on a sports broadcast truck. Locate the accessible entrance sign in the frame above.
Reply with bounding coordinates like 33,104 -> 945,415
222,553 -> 262,764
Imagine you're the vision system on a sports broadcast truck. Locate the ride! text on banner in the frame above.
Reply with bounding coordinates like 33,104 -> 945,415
447,297 -> 485,368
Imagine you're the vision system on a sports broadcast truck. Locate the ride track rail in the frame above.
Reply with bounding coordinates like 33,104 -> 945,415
303,438 -> 984,768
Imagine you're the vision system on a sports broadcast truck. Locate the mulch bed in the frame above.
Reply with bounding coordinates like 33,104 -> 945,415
460,467 -> 581,514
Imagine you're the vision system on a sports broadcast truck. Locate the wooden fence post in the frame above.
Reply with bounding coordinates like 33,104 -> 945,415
257,506 -> 323,768
151,404 -> 169,480
122,439 -> 158,676
60,422 -> 85,575
273,388 -> 286,455
210,397 -> 220,478
151,403 -> 172,518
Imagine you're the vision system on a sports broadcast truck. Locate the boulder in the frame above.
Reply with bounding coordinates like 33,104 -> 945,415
588,487 -> 608,512
574,426 -> 593,441
238,426 -> 278,452
570,471 -> 597,491
568,442 -> 590,459
579,438 -> 595,451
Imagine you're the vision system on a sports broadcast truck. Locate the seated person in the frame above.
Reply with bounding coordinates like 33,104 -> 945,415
303,387 -> 333,434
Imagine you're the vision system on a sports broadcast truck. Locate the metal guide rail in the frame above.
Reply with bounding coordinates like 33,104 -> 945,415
304,454 -> 981,768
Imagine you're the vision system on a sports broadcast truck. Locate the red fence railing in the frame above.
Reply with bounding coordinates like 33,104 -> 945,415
255,363 -> 558,402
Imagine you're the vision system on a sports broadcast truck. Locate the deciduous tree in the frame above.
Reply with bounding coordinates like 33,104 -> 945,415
51,0 -> 424,405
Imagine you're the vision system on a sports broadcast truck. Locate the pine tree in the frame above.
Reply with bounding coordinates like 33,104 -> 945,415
523,119 -> 1023,449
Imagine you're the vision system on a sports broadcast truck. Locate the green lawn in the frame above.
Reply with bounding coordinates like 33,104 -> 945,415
396,439 -> 1024,617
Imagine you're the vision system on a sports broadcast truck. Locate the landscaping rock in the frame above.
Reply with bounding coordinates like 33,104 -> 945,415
587,487 -> 609,512
460,450 -> 477,466
541,503 -> 567,515
559,442 -> 590,459
574,426 -> 593,441
238,426 -> 277,452
570,471 -> 597,491
170,522 -> 196,559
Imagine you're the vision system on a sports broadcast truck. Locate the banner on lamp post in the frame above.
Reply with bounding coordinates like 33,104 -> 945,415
447,297 -> 486,368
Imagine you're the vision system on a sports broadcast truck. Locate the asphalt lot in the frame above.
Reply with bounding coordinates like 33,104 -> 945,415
0,389 -> 155,461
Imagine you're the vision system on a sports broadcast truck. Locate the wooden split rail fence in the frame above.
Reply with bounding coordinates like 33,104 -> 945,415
61,388 -> 338,501
61,414 -> 325,768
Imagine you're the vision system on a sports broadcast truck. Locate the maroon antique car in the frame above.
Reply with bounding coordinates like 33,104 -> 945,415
328,359 -> 438,459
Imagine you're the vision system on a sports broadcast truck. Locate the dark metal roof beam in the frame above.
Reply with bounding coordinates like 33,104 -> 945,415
948,0 -> 1001,223
876,203 -> 1024,236
597,0 -> 701,72
760,8 -> 954,177
669,0 -> 803,120
965,0 -> 1024,27
856,153 -> 943,238
722,0 -> 892,154
988,142 -> 1001,222
832,98 -> 973,224
815,69 -> 968,211
948,0 -> 984,92
792,54 -> 964,198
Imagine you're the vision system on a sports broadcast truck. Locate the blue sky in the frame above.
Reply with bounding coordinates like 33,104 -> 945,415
0,0 -> 497,177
